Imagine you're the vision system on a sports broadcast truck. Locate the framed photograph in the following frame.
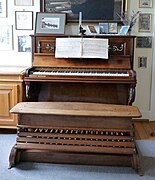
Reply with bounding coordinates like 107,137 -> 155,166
136,36 -> 152,48
87,25 -> 97,34
35,12 -> 66,34
99,23 -> 109,34
119,26 -> 130,35
40,0 -> 126,23
0,0 -> 7,18
139,13 -> 152,32
138,56 -> 147,68
14,0 -> 34,6
15,11 -> 33,30
139,0 -> 152,8
0,25 -> 13,50
18,36 -> 31,52
108,23 -> 118,34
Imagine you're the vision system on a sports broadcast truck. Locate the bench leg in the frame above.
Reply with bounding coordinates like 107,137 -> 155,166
8,145 -> 21,169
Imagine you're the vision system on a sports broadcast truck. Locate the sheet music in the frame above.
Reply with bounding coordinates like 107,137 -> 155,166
55,38 -> 108,59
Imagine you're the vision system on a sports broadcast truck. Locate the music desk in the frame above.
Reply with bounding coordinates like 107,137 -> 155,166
9,102 -> 142,175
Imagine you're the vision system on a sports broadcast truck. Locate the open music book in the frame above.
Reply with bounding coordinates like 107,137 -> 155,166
55,38 -> 109,59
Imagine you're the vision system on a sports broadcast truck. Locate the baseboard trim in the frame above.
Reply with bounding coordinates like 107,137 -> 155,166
133,119 -> 150,122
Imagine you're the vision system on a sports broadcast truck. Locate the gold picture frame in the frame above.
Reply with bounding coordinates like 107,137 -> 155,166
139,0 -> 153,8
138,13 -> 152,32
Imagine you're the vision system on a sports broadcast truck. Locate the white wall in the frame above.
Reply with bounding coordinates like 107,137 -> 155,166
0,0 -> 40,67
128,1 -> 154,120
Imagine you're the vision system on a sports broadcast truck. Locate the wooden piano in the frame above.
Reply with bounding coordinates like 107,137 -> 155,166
24,34 -> 136,105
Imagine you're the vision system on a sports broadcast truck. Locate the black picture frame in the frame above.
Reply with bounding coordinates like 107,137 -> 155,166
136,36 -> 152,48
40,0 -> 127,23
15,11 -> 33,30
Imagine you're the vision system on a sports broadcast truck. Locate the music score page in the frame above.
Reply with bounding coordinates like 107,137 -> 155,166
55,38 -> 108,59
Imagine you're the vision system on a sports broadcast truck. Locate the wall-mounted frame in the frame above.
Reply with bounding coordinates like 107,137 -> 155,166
40,0 -> 127,23
18,35 -> 31,52
136,36 -> 152,48
139,0 -> 152,8
0,0 -> 7,18
15,11 -> 33,30
14,0 -> 34,6
0,25 -> 13,50
138,56 -> 147,68
35,12 -> 66,34
138,13 -> 152,32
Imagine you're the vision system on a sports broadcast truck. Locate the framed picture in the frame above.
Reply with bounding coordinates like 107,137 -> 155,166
18,36 -> 31,52
15,11 -> 33,30
14,0 -> 34,6
40,0 -> 126,23
138,13 -> 152,32
0,0 -> 7,18
119,26 -> 130,35
0,25 -> 13,50
99,23 -> 109,34
87,25 -> 97,34
138,56 -> 147,68
139,0 -> 152,8
35,12 -> 66,34
136,36 -> 152,48
108,23 -> 118,34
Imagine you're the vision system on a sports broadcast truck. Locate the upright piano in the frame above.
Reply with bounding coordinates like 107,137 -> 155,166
25,34 -> 136,105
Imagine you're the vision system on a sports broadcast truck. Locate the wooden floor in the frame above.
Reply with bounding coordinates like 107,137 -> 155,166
134,121 -> 155,140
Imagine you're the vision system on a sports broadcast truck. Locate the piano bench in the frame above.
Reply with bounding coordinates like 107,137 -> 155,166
9,102 -> 143,175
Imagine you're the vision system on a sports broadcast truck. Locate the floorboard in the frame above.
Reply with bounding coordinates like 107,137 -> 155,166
134,121 -> 155,140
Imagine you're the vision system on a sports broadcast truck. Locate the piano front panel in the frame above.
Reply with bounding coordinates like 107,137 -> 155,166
26,82 -> 130,105
32,35 -> 135,69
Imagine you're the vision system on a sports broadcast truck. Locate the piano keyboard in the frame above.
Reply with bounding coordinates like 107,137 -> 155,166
32,69 -> 129,77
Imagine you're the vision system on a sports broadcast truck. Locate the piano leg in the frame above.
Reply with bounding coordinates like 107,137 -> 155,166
128,85 -> 136,105
25,82 -> 41,101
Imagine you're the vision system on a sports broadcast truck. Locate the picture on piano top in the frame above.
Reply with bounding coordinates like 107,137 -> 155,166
35,12 -> 66,34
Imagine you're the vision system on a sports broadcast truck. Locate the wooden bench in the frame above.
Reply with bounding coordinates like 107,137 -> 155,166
9,102 -> 142,175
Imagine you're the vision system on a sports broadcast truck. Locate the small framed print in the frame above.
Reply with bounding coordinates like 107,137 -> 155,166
138,56 -> 147,68
99,23 -> 109,34
139,13 -> 152,32
0,0 -> 7,18
139,0 -> 152,8
18,36 -> 31,52
136,36 -> 152,48
119,26 -> 130,35
0,25 -> 13,50
108,23 -> 118,34
14,0 -> 34,6
87,25 -> 97,34
15,11 -> 33,30
35,12 -> 66,34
